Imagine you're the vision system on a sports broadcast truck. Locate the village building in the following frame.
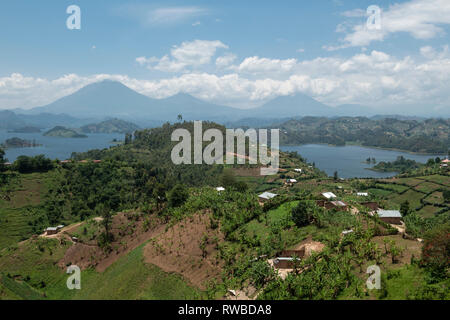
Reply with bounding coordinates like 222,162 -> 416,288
321,192 -> 337,200
377,209 -> 402,225
286,179 -> 297,185
316,200 -> 348,211
216,187 -> 225,192
258,192 -> 278,204
273,249 -> 306,268
357,192 -> 369,197
294,168 -> 302,173
361,202 -> 380,212
46,227 -> 58,235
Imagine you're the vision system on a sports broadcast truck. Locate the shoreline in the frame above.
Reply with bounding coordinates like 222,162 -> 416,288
280,142 -> 446,156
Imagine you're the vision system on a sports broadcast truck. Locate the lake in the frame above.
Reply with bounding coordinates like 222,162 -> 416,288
1,130 -> 123,162
2,131 -> 446,179
281,144 -> 445,179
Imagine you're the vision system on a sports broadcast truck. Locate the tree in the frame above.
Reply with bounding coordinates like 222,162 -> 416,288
124,133 -> 132,145
333,171 -> 338,181
0,148 -> 5,172
400,200 -> 411,217
421,223 -> 450,281
153,183 -> 167,211
291,202 -> 312,227
168,184 -> 189,208
220,169 -> 236,188
177,114 -> 183,122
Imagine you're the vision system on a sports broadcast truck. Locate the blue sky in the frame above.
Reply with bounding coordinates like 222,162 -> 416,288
0,0 -> 449,115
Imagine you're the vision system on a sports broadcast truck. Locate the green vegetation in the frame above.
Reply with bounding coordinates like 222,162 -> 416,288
371,156 -> 424,173
0,121 -> 448,300
278,117 -> 449,154
43,126 -> 87,138
80,118 -> 140,134
1,137 -> 41,149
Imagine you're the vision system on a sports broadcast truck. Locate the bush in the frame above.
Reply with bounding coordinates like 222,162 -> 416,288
291,202 -> 313,227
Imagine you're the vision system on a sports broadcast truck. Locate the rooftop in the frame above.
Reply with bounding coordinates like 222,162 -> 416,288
258,192 -> 278,200
322,192 -> 337,199
377,209 -> 402,218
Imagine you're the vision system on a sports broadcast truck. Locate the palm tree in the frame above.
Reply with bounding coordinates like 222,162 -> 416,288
177,114 -> 183,122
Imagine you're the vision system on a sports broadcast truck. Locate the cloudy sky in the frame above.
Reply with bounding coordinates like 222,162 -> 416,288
0,0 -> 449,115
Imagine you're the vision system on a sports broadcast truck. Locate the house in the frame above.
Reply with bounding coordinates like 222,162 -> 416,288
46,227 -> 58,235
361,202 -> 380,212
341,229 -> 354,236
357,192 -> 369,197
56,225 -> 65,230
441,163 -> 448,168
442,159 -> 450,163
258,192 -> 278,203
377,209 -> 402,225
273,249 -> 305,269
294,168 -> 302,173
60,160 -> 71,164
216,187 -> 225,192
286,179 -> 297,185
316,200 -> 348,211
322,192 -> 337,199
93,160 -> 102,163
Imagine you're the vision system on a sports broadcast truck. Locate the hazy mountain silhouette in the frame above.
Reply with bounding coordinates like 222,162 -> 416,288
14,80 -> 432,125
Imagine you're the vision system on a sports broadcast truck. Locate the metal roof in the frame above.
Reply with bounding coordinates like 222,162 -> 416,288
258,192 -> 278,200
322,192 -> 337,199
377,210 -> 402,218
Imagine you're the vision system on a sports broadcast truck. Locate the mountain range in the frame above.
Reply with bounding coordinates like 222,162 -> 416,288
1,80 -> 446,130
10,80 -> 374,122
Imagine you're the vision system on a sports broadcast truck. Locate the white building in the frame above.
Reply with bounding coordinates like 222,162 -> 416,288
258,192 -> 278,202
322,192 -> 337,199
357,192 -> 369,197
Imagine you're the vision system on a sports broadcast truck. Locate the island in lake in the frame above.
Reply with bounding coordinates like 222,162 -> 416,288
1,137 -> 42,149
80,118 -> 140,134
43,126 -> 88,138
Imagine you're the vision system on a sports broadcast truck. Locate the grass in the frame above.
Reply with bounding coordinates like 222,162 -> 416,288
388,189 -> 423,209
414,181 -> 441,193
424,191 -> 444,205
416,205 -> 440,218
417,174 -> 450,186
0,238 -> 202,300
375,183 -> 409,193
0,172 -> 52,250
366,188 -> 392,198
376,264 -> 425,300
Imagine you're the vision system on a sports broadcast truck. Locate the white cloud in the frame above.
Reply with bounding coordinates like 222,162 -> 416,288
2,47 -> 450,115
137,40 -> 228,72
215,54 -> 237,68
328,0 -> 450,50
296,48 -> 305,53
237,56 -> 298,75
116,5 -> 209,26
192,21 -> 201,26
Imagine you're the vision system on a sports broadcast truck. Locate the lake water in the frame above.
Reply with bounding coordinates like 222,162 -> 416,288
2,131 -> 445,178
281,144 -> 445,179
1,130 -> 123,162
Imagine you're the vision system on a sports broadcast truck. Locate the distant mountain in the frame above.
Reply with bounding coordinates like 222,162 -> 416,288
43,126 -> 87,138
9,126 -> 41,133
242,93 -> 333,118
0,110 -> 26,129
80,119 -> 140,134
370,114 -> 427,121
9,80 -> 448,125
28,80 -> 239,122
